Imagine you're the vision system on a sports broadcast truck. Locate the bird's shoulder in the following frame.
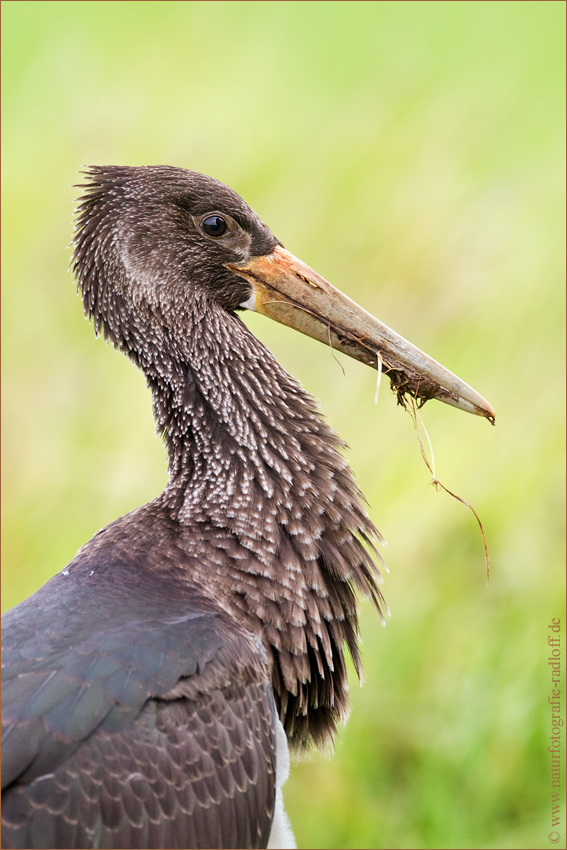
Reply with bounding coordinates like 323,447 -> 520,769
2,510 -> 273,788
2,515 -> 279,847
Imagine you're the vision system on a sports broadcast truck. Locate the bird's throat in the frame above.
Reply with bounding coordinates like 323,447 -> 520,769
146,309 -> 385,748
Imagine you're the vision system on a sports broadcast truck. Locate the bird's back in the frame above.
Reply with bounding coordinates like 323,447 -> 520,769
1,506 -> 278,849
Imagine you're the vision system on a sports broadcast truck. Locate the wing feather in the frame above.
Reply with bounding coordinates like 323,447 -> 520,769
2,567 -> 277,849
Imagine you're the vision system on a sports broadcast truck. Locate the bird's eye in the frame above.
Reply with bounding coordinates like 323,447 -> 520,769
201,215 -> 228,238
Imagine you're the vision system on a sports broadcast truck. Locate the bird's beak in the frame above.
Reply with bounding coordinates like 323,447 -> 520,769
227,245 -> 495,423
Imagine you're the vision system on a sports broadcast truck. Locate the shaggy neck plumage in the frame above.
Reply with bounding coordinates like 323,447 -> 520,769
153,294 -> 330,513
134,298 -> 385,747
72,182 -> 385,748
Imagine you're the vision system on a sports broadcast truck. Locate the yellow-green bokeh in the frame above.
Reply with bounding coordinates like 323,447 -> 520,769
2,2 -> 565,848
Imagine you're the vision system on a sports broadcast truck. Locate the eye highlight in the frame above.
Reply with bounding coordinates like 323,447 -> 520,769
201,215 -> 228,238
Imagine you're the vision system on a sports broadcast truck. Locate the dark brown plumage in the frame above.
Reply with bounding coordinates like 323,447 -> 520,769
1,166 -> 494,849
1,167 -> 384,850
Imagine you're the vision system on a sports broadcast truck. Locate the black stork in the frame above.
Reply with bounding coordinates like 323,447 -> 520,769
1,166 -> 495,849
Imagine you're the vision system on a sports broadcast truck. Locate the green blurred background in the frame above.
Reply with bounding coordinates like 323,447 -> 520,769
2,2 -> 565,848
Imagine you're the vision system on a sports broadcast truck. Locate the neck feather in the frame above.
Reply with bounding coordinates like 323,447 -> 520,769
140,297 -> 386,748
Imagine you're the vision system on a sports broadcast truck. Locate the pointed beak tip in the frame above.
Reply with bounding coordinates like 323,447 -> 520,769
470,395 -> 496,425
437,388 -> 495,424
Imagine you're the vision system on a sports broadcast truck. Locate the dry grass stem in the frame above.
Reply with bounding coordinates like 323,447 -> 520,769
408,398 -> 491,582
374,352 -> 382,406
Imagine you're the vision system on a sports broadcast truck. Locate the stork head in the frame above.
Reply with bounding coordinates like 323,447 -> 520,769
73,165 -> 494,422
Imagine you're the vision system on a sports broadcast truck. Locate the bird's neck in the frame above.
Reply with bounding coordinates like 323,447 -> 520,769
144,299 -> 384,748
148,298 -> 325,511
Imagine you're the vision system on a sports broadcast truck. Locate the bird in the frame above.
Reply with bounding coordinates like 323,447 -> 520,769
1,166 -> 495,850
